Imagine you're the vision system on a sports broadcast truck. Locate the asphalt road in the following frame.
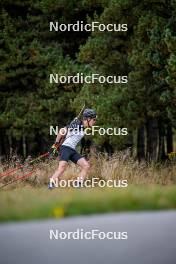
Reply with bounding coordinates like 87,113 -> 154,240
0,211 -> 176,264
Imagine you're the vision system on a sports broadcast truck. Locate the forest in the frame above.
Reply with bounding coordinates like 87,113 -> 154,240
0,0 -> 176,162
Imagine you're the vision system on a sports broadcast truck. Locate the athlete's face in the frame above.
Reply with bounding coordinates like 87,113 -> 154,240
87,118 -> 96,127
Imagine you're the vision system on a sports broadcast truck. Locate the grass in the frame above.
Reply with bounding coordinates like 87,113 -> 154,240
0,153 -> 176,222
1,153 -> 176,188
0,186 -> 176,222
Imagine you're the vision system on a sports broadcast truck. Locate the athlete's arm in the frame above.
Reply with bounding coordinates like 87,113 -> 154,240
56,127 -> 67,144
50,127 -> 67,154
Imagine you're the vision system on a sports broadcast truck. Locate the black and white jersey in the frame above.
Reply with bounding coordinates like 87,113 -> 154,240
62,118 -> 84,150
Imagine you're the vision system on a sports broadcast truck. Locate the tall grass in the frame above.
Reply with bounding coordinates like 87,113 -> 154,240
0,153 -> 176,189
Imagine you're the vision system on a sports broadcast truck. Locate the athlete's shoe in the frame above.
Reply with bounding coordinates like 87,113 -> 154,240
48,182 -> 55,190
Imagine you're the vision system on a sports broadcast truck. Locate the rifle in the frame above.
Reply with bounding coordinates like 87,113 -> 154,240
51,103 -> 86,153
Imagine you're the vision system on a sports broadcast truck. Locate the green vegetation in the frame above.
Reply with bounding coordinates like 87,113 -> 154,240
1,0 -> 176,224
0,0 -> 176,161
0,186 -> 176,222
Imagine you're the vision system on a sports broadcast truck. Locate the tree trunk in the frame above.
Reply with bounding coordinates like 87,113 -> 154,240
126,131 -> 134,157
8,134 -> 13,157
137,126 -> 145,161
0,129 -> 5,161
166,123 -> 173,154
22,134 -> 27,157
158,121 -> 166,161
146,118 -> 158,162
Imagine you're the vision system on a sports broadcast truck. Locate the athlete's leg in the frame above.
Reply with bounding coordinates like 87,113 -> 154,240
50,161 -> 68,180
76,157 -> 90,182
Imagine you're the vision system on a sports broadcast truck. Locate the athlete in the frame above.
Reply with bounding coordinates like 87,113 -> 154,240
48,109 -> 97,188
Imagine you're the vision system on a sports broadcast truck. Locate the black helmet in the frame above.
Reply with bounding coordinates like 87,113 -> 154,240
83,108 -> 97,119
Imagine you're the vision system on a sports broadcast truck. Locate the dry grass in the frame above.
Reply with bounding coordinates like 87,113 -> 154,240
0,152 -> 176,189
93,154 -> 176,185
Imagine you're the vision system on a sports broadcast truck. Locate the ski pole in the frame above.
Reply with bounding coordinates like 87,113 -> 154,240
0,169 -> 36,189
0,164 -> 23,178
76,102 -> 85,119
0,152 -> 50,178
